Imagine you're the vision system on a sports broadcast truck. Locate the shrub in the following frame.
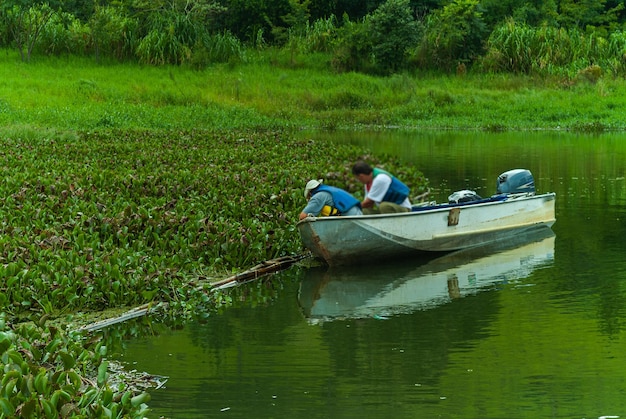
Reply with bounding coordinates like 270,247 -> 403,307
416,0 -> 488,72
369,0 -> 421,74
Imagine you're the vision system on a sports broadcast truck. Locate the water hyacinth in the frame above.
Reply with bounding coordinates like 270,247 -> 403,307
0,314 -> 150,418
0,126 -> 426,418
0,128 -> 428,319
0,127 -> 427,414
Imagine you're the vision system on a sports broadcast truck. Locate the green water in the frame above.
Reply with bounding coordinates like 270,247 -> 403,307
117,131 -> 626,418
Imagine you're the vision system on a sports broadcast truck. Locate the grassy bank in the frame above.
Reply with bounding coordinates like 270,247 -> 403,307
2,51 -> 626,132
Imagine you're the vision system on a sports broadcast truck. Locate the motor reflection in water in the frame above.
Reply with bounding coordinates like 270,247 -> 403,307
298,227 -> 555,323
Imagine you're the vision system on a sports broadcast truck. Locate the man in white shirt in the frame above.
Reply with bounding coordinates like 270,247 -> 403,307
352,161 -> 412,214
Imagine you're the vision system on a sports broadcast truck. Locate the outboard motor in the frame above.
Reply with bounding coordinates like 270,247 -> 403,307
497,169 -> 535,195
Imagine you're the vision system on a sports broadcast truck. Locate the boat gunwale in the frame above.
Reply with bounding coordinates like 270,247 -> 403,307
296,192 -> 556,226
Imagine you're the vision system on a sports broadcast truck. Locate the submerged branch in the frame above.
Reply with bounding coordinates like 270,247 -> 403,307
208,254 -> 311,290
76,254 -> 310,332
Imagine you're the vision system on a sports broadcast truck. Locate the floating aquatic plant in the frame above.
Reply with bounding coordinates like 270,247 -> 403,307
0,128 -> 428,319
0,127 -> 428,414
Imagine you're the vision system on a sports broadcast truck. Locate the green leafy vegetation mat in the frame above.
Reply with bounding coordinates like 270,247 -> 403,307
0,125 -> 427,417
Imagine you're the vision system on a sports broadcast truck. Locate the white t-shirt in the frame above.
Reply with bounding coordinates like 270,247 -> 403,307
365,173 -> 412,209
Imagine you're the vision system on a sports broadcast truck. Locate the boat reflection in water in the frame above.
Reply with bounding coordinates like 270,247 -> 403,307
298,227 -> 555,323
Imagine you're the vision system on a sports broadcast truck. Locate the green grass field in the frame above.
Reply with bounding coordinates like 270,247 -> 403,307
2,51 -> 626,133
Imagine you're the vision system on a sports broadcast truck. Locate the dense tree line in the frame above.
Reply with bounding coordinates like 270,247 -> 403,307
1,0 -> 626,76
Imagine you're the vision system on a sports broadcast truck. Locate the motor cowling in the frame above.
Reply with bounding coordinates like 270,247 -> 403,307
497,169 -> 535,195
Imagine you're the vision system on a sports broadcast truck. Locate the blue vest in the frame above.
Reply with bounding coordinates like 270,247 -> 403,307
373,168 -> 410,204
314,185 -> 361,214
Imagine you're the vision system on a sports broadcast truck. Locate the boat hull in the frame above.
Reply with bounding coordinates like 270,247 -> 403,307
297,192 -> 556,266
298,227 -> 556,321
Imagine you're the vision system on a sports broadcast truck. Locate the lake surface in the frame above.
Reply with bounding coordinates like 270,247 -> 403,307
116,131 -> 626,418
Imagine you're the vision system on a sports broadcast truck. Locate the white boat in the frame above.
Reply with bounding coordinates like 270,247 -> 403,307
297,169 -> 556,266
298,227 -> 555,322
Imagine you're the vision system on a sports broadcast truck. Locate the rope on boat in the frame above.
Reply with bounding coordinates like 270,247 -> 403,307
76,253 -> 310,332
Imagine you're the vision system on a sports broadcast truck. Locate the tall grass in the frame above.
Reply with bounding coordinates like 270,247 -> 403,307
2,50 -> 626,131
480,19 -> 626,78
287,16 -> 339,54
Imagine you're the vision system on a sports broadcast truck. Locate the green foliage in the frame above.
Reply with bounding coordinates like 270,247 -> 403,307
216,0 -> 292,44
0,126 -> 428,319
330,0 -> 423,75
479,0 -> 559,28
605,30 -> 626,75
281,14 -> 339,62
480,20 -> 626,77
273,0 -> 311,46
330,17 -> 375,73
1,0 -> 626,78
369,0 -> 421,74
303,15 -> 339,53
3,2 -> 56,62
89,5 -> 138,61
135,7 -> 195,65
417,0 -> 488,71
191,31 -> 247,68
132,0 -> 229,65
558,0 -> 624,37
36,9 -> 89,56
0,317 -> 150,418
